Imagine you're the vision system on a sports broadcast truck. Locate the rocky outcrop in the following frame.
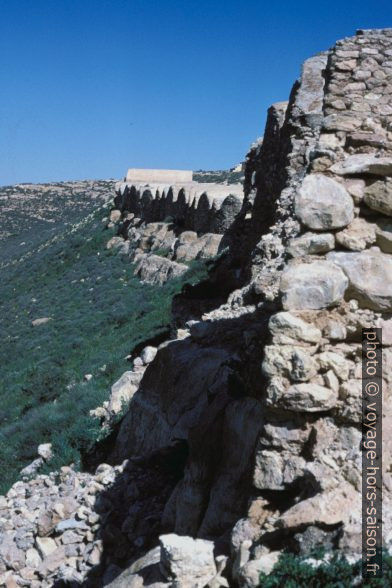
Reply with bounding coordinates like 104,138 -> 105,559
104,191 -> 240,283
2,27 -> 392,588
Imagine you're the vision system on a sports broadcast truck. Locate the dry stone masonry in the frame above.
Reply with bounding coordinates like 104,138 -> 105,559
1,28 -> 392,588
106,179 -> 244,284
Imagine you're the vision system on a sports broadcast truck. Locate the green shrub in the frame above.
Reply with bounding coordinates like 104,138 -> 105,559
258,549 -> 392,587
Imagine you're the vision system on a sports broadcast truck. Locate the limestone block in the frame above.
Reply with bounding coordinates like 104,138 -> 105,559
262,345 -> 317,382
288,232 -> 335,256
331,154 -> 392,176
241,552 -> 280,584
280,261 -> 348,310
268,312 -> 322,344
318,351 -> 350,381
335,217 -> 377,251
295,174 -> 354,230
328,249 -> 392,311
254,451 -> 283,490
269,382 -> 338,412
345,178 -> 365,204
322,114 -> 362,132
108,371 -> 141,415
278,484 -> 360,528
159,534 -> 216,587
35,537 -> 57,558
364,179 -> 392,216
140,346 -> 157,365
376,218 -> 392,252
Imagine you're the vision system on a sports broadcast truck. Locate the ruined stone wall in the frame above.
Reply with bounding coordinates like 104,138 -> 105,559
114,181 -> 243,235
232,28 -> 392,585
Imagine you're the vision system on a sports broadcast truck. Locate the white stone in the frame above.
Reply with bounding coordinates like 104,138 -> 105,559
242,553 -> 280,581
159,534 -> 216,587
109,209 -> 122,222
280,261 -> 348,310
318,351 -> 350,381
108,370 -> 140,415
323,321 -> 347,340
269,312 -> 322,344
295,174 -> 354,230
268,382 -> 338,412
31,317 -> 51,326
140,346 -> 157,365
25,548 -> 42,568
328,249 -> 392,311
37,443 -> 53,461
335,218 -> 377,251
287,232 -> 335,256
364,179 -> 392,217
36,537 -> 57,558
331,154 -> 392,176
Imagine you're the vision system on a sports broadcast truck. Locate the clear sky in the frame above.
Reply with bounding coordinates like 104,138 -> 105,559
1,0 -> 391,185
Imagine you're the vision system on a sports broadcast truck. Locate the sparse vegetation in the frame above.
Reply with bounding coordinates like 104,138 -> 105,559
258,549 -> 392,587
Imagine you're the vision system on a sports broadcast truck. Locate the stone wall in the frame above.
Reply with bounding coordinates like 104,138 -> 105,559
231,28 -> 392,584
114,181 -> 243,234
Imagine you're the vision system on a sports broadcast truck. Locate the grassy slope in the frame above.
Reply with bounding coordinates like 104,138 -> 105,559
0,202 -> 208,493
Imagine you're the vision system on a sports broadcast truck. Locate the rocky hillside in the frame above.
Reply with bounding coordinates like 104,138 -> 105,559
1,27 -> 392,588
0,180 -> 114,266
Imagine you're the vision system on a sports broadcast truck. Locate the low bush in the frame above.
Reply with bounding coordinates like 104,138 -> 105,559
258,549 -> 392,587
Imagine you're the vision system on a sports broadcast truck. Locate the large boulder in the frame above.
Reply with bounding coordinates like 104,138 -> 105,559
364,179 -> 392,217
328,249 -> 392,311
295,174 -> 354,230
280,261 -> 348,310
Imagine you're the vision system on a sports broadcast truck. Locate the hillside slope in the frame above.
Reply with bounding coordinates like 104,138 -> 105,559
0,182 -> 211,493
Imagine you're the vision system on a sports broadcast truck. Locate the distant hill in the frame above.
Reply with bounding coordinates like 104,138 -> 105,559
193,168 -> 244,185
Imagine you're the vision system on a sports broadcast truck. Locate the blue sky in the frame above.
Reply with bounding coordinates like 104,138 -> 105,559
1,1 -> 391,185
